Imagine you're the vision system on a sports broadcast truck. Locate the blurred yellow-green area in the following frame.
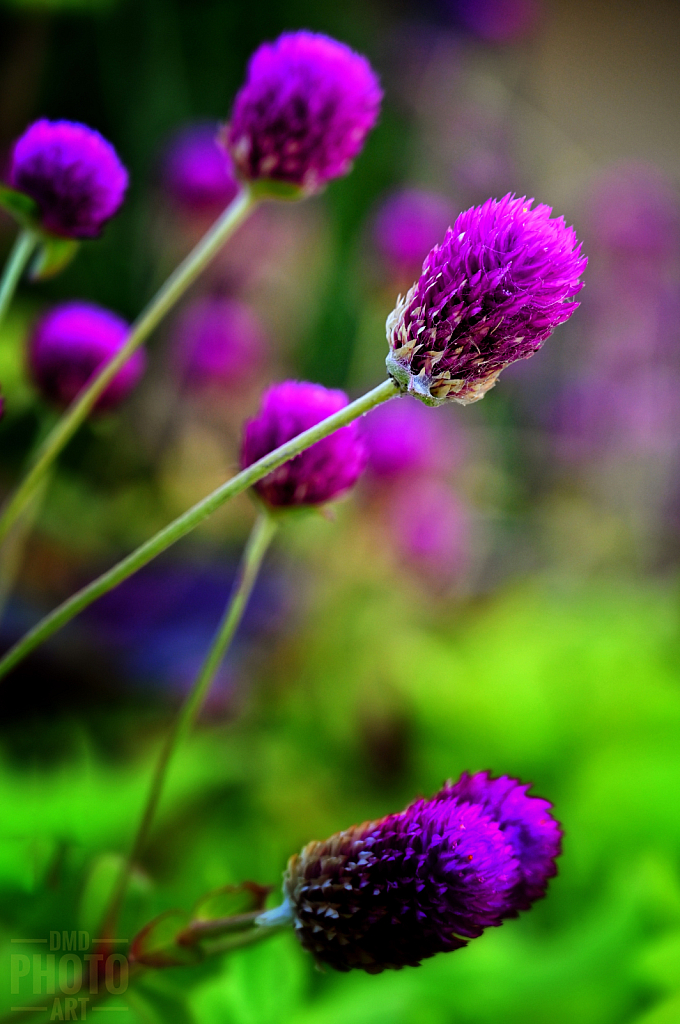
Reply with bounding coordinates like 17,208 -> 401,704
1,0 -> 680,1022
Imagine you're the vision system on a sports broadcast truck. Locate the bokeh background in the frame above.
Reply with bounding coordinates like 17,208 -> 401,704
1,0 -> 680,1022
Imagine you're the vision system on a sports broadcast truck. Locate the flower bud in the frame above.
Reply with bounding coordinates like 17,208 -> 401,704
241,380 -> 367,507
29,301 -> 145,411
386,194 -> 586,405
171,295 -> 266,391
282,772 -> 561,972
9,119 -> 128,239
226,31 -> 382,197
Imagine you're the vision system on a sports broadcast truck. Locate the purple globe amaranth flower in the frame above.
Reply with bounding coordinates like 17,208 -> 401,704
241,380 -> 367,507
386,194 -> 586,406
280,771 -> 561,972
391,478 -> 471,582
373,188 -> 456,277
30,301 -> 145,412
9,119 -> 128,239
162,123 -> 239,212
171,295 -> 266,391
226,31 -> 382,196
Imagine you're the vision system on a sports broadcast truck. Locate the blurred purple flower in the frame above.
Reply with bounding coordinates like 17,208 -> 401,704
29,301 -> 145,411
161,122 -> 239,212
373,188 -> 456,277
171,295 -> 267,391
241,380 -> 367,507
226,31 -> 382,195
391,477 -> 470,579
363,397 -> 459,480
448,0 -> 542,43
386,194 -> 586,405
9,119 -> 128,239
587,163 -> 680,260
283,772 -> 560,972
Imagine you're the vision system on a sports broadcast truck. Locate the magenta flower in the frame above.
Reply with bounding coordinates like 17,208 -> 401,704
9,120 -> 128,239
171,295 -> 266,391
226,31 -> 382,196
448,0 -> 542,43
29,301 -> 145,411
162,123 -> 239,212
391,478 -> 470,580
386,194 -> 586,405
241,380 -> 367,507
283,771 -> 561,972
373,188 -> 456,276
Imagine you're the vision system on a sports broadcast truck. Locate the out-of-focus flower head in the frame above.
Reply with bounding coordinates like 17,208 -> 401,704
161,122 -> 239,212
386,194 -> 586,406
226,31 -> 382,197
363,397 -> 458,480
29,301 -> 145,412
586,163 -> 680,260
373,188 -> 456,278
281,771 -> 560,972
390,477 -> 471,580
447,0 -> 542,44
241,380 -> 367,507
9,119 -> 128,239
171,295 -> 267,391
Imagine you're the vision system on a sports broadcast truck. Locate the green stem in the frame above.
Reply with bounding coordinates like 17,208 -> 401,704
0,377 -> 399,681
0,188 -> 257,545
0,228 -> 38,334
100,511 -> 277,936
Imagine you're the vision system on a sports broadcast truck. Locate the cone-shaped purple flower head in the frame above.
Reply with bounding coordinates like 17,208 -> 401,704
241,380 -> 367,507
386,194 -> 586,406
171,295 -> 267,391
282,772 -> 561,973
162,123 -> 239,212
29,301 -> 145,412
9,120 -> 128,239
226,31 -> 382,196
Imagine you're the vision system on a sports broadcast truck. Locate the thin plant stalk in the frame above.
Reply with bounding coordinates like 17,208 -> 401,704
0,376 -> 399,681
100,510 -> 277,936
0,187 -> 257,545
0,228 -> 39,334
0,469 -> 51,624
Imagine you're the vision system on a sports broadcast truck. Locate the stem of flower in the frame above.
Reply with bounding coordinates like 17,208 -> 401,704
0,228 -> 38,334
0,188 -> 257,545
0,376 -> 399,680
100,510 -> 278,937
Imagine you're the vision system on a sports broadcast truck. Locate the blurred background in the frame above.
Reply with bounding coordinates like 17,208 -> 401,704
1,0 -> 680,1022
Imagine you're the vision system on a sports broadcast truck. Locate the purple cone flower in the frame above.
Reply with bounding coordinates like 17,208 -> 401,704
281,771 -> 561,972
241,380 -> 367,507
171,295 -> 266,390
30,301 -> 145,412
162,123 -> 239,212
226,31 -> 382,196
9,119 -> 128,239
386,194 -> 586,405
373,188 -> 456,277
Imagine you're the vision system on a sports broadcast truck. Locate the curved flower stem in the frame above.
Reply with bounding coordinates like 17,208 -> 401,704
0,376 -> 399,681
0,188 -> 257,546
100,511 -> 278,937
0,228 -> 38,335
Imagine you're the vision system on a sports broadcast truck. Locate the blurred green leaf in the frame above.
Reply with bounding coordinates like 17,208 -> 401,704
29,236 -> 80,281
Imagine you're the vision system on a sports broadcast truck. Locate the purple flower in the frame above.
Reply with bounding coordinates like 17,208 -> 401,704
386,194 -> 586,405
373,189 -> 456,276
226,31 -> 382,196
9,119 -> 128,239
586,163 -> 680,260
171,295 -> 266,391
447,0 -> 542,43
241,380 -> 367,507
283,772 -> 560,972
363,398 -> 458,480
161,123 -> 239,212
29,301 -> 145,412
